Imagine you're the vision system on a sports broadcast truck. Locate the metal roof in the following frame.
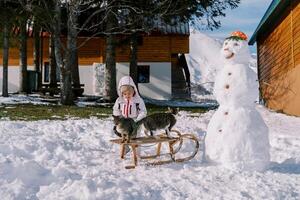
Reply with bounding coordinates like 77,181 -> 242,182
152,19 -> 190,35
248,0 -> 291,45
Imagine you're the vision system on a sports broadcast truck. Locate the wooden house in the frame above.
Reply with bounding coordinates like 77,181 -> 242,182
249,0 -> 300,116
0,22 -> 190,100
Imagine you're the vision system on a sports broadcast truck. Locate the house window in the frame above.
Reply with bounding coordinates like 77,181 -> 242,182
44,62 -> 49,82
138,65 -> 150,83
43,62 -> 61,83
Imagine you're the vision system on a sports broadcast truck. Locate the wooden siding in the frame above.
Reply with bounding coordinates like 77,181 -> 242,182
77,38 -> 104,64
257,1 -> 300,116
0,35 -> 189,66
114,35 -> 189,62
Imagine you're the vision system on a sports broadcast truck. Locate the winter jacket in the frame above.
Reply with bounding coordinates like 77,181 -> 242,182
113,76 -> 147,121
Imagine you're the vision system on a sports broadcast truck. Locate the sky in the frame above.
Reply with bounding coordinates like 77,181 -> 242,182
200,0 -> 273,53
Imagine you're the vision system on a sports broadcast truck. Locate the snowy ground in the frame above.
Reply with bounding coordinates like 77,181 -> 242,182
0,105 -> 300,199
0,94 -> 52,106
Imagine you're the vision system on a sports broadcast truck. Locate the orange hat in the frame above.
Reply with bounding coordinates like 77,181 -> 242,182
230,31 -> 248,41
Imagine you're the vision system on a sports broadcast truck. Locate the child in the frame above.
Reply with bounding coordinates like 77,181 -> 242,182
113,76 -> 147,137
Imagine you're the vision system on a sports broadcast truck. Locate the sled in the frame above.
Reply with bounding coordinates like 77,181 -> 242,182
110,130 -> 200,169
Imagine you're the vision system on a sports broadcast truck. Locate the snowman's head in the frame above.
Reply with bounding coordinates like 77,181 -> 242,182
221,31 -> 251,64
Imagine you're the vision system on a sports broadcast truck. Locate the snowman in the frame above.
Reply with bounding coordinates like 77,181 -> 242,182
205,31 -> 270,171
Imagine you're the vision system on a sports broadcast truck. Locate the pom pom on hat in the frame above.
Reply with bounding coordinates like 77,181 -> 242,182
226,31 -> 248,41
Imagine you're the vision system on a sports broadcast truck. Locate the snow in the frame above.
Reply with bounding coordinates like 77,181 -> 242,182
0,107 -> 300,199
206,37 -> 270,171
186,30 -> 223,88
185,30 -> 223,102
0,31 -> 299,199
186,30 -> 258,103
0,94 -> 51,106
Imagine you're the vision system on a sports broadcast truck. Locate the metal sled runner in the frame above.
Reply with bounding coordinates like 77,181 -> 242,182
110,130 -> 200,169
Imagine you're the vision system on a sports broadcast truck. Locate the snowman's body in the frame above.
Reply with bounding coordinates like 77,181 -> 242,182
205,36 -> 270,171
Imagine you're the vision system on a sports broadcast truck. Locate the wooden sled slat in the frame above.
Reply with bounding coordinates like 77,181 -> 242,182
145,134 -> 199,166
125,165 -> 136,169
110,136 -> 178,145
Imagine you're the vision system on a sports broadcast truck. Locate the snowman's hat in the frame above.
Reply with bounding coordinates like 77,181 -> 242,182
226,31 -> 248,41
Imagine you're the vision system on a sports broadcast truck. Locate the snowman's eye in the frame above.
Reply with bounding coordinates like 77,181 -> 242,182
225,42 -> 228,45
234,42 -> 239,46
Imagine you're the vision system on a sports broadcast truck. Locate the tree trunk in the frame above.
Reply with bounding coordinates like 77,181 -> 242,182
65,25 -> 77,99
2,19 -> 9,97
68,6 -> 81,96
33,21 -> 41,91
19,18 -> 28,93
49,35 -> 57,89
129,32 -> 139,88
71,49 -> 80,88
39,30 -> 43,89
104,10 -> 118,101
54,1 -> 73,105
